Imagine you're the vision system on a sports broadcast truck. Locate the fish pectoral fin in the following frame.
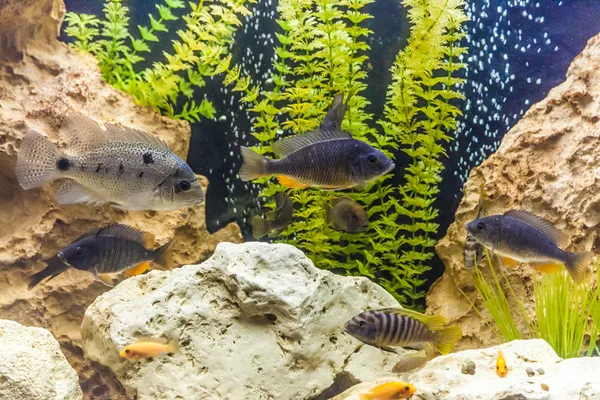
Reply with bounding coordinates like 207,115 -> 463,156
122,261 -> 151,277
95,273 -> 115,287
499,256 -> 519,269
377,345 -> 399,354
55,181 -> 107,206
531,261 -> 562,274
277,176 -> 308,189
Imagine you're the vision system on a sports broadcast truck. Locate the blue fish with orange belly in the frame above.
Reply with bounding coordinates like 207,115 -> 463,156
238,94 -> 395,190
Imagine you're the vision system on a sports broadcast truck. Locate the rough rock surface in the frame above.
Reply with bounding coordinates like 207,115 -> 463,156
427,32 -> 600,350
334,339 -> 600,400
0,0 -> 241,397
82,242 -> 405,400
0,319 -> 82,400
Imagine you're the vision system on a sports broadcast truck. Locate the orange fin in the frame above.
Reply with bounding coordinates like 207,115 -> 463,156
531,262 -> 562,274
277,176 -> 308,189
500,256 -> 518,269
123,261 -> 151,277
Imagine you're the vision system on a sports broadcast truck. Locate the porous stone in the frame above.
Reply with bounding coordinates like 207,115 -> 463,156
334,339 -> 600,400
0,319 -> 82,400
428,32 -> 600,350
81,242 -> 405,400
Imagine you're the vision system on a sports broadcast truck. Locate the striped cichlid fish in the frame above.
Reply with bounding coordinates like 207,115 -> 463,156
252,192 -> 294,239
238,94 -> 395,190
466,210 -> 593,283
15,113 -> 204,211
344,308 -> 462,355
30,224 -> 173,288
464,184 -> 487,269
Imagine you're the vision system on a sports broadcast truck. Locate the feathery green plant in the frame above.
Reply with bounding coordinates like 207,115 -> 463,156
470,255 -> 599,359
223,0 -> 468,309
64,0 -> 255,122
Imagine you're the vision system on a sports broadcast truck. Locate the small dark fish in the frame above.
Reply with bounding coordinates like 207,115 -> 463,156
344,308 -> 462,355
239,94 -> 394,190
29,224 -> 173,288
252,192 -> 293,239
325,197 -> 368,233
464,184 -> 487,269
466,210 -> 593,283
320,93 -> 349,131
15,113 -> 203,210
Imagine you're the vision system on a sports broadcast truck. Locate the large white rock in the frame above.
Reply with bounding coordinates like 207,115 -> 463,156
0,319 -> 82,400
334,339 -> 600,400
81,242 -> 404,399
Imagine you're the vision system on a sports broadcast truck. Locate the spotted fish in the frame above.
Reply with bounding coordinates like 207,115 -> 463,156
344,308 -> 462,355
466,210 -> 593,283
15,113 -> 204,211
238,94 -> 395,190
464,184 -> 487,269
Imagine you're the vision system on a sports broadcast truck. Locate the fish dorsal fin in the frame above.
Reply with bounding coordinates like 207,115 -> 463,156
134,337 -> 167,344
61,113 -> 109,151
504,210 -> 568,246
320,94 -> 348,131
330,196 -> 352,207
376,307 -> 447,331
95,224 -> 148,245
104,123 -> 170,150
274,192 -> 289,211
272,129 -> 352,158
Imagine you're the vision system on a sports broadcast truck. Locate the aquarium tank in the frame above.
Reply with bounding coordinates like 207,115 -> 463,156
1,0 -> 600,398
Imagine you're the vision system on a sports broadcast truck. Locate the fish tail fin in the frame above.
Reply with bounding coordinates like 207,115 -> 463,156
167,339 -> 179,354
154,240 -> 175,270
15,129 -> 64,190
27,261 -> 70,290
239,146 -> 268,181
434,325 -> 462,355
565,251 -> 594,284
252,216 -> 271,240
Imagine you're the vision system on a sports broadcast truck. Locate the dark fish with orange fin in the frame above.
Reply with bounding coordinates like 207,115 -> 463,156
344,308 -> 462,356
50,224 -> 172,287
466,210 -> 594,283
252,192 -> 293,239
238,94 -> 394,190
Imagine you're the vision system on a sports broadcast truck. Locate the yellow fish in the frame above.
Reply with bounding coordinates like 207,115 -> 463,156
359,381 -> 416,400
119,338 -> 179,359
496,350 -> 508,377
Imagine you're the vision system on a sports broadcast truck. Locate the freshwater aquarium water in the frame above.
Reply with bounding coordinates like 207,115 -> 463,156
2,0 -> 600,398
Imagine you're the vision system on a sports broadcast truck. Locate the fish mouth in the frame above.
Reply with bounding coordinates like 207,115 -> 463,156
358,223 -> 369,232
57,252 -> 74,268
384,162 -> 396,174
465,221 -> 476,234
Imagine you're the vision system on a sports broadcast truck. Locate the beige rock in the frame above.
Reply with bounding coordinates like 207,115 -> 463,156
0,319 -> 82,400
81,242 -> 404,400
335,339 -> 600,400
427,32 -> 600,350
0,0 -> 242,397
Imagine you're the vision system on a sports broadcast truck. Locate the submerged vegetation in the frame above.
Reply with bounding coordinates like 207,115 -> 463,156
64,0 -> 469,308
469,256 -> 600,359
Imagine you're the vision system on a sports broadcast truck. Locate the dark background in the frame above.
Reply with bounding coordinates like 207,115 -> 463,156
62,0 -> 600,298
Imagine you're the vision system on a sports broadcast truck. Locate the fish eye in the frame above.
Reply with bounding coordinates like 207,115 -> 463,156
177,180 -> 191,192
125,349 -> 130,354
405,386 -> 410,391
75,247 -> 83,257
367,155 -> 378,165
476,222 -> 485,230
358,321 -> 365,328
351,213 -> 358,221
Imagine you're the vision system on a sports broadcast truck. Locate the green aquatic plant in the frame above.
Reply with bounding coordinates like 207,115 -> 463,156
63,0 -> 255,122
469,255 -> 598,358
224,0 -> 468,308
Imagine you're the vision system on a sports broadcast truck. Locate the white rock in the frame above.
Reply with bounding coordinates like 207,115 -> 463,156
82,242 -> 404,399
0,320 -> 82,400
334,339 -> 600,400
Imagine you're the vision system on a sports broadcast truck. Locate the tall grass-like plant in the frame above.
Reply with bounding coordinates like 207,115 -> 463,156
534,270 -> 594,359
